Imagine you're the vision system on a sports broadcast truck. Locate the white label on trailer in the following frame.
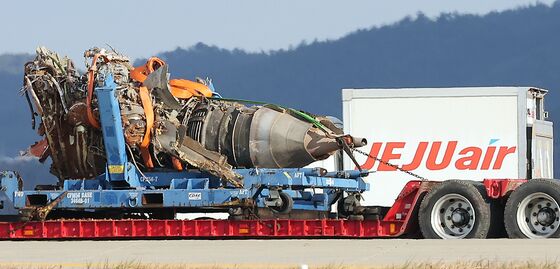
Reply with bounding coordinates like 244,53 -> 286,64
188,192 -> 202,200
141,176 -> 159,183
238,189 -> 248,195
67,192 -> 93,204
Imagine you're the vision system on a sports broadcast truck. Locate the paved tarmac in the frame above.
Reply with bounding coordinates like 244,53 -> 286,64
0,239 -> 558,268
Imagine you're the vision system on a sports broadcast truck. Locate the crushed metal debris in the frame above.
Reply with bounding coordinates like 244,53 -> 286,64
22,47 -> 365,184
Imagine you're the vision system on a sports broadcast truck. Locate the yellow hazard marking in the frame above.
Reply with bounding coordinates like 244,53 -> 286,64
108,165 -> 124,174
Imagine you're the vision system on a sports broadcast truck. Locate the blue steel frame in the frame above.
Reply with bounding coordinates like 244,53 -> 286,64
0,74 -> 368,216
96,74 -> 141,188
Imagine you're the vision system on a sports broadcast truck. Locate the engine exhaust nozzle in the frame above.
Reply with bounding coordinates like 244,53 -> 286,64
187,103 -> 365,169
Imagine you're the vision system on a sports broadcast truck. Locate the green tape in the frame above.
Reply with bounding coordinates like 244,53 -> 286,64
209,97 -> 329,132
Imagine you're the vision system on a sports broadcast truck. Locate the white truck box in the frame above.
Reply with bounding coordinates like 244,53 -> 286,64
341,87 -> 553,206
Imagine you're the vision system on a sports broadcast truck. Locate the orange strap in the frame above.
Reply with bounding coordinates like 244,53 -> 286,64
129,57 -> 213,170
138,86 -> 154,168
169,79 -> 213,99
89,56 -> 212,170
86,54 -> 103,129
171,157 -> 184,171
130,57 -> 213,99
129,57 -> 165,83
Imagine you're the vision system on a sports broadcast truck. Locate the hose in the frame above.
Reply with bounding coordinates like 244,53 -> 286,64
208,97 -> 330,134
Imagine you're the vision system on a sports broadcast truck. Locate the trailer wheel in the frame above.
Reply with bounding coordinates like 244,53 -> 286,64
270,192 -> 293,214
504,179 -> 560,239
419,180 -> 491,239
337,193 -> 361,218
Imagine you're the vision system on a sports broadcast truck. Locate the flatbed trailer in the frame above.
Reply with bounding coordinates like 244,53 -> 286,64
2,178 -> 543,240
3,71 -> 560,240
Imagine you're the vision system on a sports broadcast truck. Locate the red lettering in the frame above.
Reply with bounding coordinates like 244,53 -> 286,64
426,141 -> 457,170
359,142 -> 383,170
378,142 -> 406,171
480,146 -> 496,170
358,140 -> 516,172
455,147 -> 482,170
493,146 -> 517,169
402,142 -> 429,170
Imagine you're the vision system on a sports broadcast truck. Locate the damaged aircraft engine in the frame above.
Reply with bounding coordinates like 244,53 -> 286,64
22,47 -> 366,186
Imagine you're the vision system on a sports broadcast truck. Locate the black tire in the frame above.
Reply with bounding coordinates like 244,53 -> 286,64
504,178 -> 560,239
336,200 -> 347,218
270,192 -> 293,214
487,199 -> 506,238
337,194 -> 361,218
469,181 -> 505,238
418,180 -> 491,239
348,215 -> 364,221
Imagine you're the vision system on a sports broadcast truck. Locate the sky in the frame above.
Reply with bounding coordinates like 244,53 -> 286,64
0,0 -> 556,61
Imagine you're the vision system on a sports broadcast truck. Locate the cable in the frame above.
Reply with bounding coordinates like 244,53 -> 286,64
126,143 -> 148,182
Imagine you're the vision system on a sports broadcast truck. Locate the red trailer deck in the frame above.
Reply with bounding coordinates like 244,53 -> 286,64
0,179 -> 532,240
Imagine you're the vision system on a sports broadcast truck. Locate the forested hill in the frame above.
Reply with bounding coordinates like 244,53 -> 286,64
148,2 -> 560,118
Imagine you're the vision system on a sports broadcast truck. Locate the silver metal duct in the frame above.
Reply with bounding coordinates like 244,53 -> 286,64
186,103 -> 346,169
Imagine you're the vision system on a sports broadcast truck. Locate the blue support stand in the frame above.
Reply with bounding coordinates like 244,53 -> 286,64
96,74 -> 140,188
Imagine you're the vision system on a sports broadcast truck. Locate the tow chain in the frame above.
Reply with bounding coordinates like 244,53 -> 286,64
352,148 -> 427,181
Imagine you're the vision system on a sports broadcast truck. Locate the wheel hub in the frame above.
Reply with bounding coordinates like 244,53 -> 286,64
517,192 -> 560,238
431,194 -> 475,239
451,209 -> 469,227
537,208 -> 555,226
